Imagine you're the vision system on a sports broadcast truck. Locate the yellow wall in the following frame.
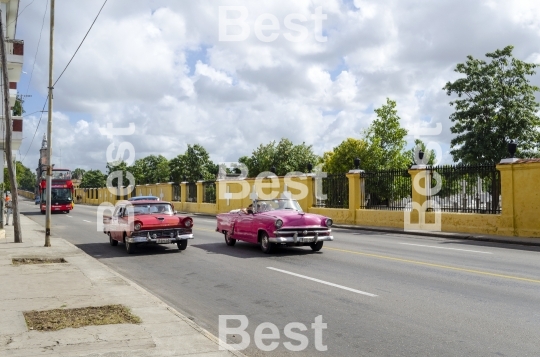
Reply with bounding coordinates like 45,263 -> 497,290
72,161 -> 540,238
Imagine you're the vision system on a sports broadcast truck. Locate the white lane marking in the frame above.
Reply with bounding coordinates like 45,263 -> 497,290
83,220 -> 93,223
66,215 -> 73,218
267,267 -> 377,297
399,242 -> 492,254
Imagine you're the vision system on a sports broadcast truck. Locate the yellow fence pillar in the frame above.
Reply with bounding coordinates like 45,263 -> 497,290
196,181 -> 203,205
346,171 -> 362,210
408,166 -> 429,224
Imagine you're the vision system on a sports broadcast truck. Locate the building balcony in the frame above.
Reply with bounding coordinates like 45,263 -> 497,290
6,40 -> 23,82
0,115 -> 23,151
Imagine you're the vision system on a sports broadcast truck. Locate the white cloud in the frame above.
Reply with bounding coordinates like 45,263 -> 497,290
15,0 -> 540,172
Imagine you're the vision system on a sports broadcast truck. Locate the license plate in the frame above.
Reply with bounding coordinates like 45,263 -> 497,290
156,239 -> 170,244
301,238 -> 314,243
53,207 -> 60,210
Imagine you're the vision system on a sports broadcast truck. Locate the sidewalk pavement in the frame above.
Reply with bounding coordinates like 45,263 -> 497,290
178,211 -> 540,247
0,214 -> 246,357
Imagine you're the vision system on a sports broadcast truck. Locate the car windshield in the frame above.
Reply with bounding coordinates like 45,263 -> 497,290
255,199 -> 303,213
127,203 -> 173,215
129,196 -> 159,201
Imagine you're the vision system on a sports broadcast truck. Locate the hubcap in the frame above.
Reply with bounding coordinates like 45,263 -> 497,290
262,236 -> 268,249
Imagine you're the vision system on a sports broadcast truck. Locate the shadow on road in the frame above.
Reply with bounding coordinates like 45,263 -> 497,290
191,241 -> 323,259
20,210 -> 67,216
74,241 -> 183,259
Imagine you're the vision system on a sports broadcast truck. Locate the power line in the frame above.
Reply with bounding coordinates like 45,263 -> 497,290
21,0 -> 109,164
53,0 -> 108,86
25,0 -> 49,95
21,96 -> 48,164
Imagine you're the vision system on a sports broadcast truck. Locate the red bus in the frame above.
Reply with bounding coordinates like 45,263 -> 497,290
39,169 -> 74,214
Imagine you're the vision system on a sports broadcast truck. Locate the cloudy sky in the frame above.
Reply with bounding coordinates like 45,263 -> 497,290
14,0 -> 540,172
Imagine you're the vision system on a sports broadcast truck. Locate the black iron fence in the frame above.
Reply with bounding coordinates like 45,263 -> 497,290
203,181 -> 216,203
427,164 -> 501,214
315,174 -> 349,208
361,169 -> 412,210
187,183 -> 197,202
172,183 -> 180,202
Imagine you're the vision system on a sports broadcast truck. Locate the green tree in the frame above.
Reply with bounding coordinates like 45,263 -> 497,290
106,161 -> 129,188
80,169 -> 106,188
444,45 -> 540,164
168,144 -> 216,182
408,139 -> 437,166
363,98 -> 409,169
4,162 -> 36,192
13,95 -> 25,116
239,138 -> 319,177
322,138 -> 370,173
72,168 -> 86,180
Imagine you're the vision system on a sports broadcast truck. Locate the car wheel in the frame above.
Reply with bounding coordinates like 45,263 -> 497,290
177,240 -> 188,250
224,231 -> 236,246
310,241 -> 324,252
109,232 -> 118,246
40,210 -> 45,215
260,233 -> 274,254
124,234 -> 135,254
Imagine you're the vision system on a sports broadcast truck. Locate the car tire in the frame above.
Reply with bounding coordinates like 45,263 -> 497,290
310,241 -> 324,252
224,231 -> 236,246
177,240 -> 188,250
260,233 -> 274,254
124,234 -> 135,254
40,210 -> 45,215
109,232 -> 118,246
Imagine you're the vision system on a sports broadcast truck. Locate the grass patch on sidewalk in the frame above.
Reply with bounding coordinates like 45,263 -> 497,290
24,305 -> 141,331
12,257 -> 67,265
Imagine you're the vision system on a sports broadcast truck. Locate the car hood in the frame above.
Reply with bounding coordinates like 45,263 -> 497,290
135,214 -> 183,229
259,210 -> 325,227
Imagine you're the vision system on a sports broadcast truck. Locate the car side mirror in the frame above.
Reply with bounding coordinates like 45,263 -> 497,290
174,211 -> 178,215
247,209 -> 253,214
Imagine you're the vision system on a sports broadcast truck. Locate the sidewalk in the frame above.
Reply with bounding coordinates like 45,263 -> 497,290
0,214 -> 246,357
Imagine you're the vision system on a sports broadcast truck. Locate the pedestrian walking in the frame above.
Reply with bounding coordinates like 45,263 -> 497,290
5,194 -> 12,226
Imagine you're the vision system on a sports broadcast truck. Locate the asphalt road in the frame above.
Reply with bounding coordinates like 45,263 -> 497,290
19,199 -> 540,357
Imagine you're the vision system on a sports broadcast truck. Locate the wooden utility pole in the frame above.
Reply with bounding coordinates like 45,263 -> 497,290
45,0 -> 55,247
0,10 -> 22,243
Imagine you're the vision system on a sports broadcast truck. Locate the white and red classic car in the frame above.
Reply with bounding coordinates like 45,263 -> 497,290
216,198 -> 334,253
103,200 -> 193,254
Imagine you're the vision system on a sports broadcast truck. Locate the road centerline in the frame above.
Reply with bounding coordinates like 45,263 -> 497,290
399,242 -> 493,254
326,247 -> 540,284
267,267 -> 377,297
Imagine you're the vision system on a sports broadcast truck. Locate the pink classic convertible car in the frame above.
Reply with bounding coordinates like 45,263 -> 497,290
216,199 -> 334,253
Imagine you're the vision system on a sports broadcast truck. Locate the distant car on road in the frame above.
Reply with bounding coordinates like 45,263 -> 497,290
216,198 -> 334,253
128,195 -> 159,201
103,200 -> 193,254
35,196 -> 40,205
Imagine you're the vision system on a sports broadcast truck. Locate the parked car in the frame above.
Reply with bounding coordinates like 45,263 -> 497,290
216,198 -> 334,253
128,195 -> 160,201
103,200 -> 193,254
35,196 -> 40,205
